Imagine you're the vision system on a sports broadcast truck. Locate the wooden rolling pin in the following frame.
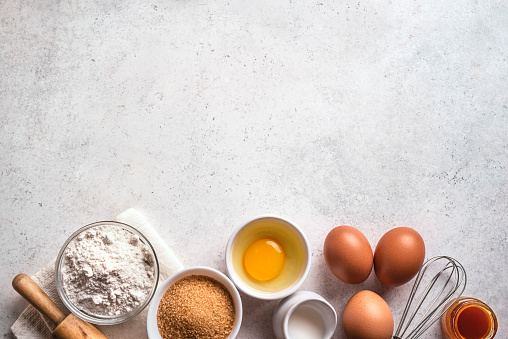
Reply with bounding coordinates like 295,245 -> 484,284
12,273 -> 108,339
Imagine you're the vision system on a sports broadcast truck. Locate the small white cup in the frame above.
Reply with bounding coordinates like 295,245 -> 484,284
147,266 -> 242,339
273,291 -> 337,339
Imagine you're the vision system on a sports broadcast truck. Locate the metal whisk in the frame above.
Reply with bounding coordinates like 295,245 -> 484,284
393,256 -> 467,339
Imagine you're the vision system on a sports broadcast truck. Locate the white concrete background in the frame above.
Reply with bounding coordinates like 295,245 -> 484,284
1,0 -> 507,338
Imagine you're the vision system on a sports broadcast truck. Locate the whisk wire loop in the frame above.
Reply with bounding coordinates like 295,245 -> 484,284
407,262 -> 457,337
393,256 -> 467,339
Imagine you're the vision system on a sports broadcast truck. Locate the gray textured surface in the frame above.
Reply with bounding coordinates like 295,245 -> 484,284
1,0 -> 507,338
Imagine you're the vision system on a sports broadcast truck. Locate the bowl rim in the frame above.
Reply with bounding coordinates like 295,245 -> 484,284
146,266 -> 243,339
55,220 -> 160,325
225,214 -> 311,300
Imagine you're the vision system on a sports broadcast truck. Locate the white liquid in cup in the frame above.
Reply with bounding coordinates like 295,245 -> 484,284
288,305 -> 325,339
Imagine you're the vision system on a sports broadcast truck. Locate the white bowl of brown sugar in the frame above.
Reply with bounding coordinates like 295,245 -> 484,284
147,266 -> 243,339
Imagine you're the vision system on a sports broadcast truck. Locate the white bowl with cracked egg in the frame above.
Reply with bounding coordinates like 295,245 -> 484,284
55,221 -> 160,325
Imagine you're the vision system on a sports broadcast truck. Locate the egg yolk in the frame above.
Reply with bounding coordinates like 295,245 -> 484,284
244,238 -> 285,281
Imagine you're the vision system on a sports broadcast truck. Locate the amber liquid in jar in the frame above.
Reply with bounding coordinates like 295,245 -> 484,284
441,297 -> 498,339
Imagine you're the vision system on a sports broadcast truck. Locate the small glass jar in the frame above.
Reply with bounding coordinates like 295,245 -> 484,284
441,297 -> 498,339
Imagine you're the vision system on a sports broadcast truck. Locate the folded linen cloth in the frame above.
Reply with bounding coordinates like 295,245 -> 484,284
11,208 -> 184,339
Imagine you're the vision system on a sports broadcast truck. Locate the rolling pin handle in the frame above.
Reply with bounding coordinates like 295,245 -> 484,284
12,273 -> 66,325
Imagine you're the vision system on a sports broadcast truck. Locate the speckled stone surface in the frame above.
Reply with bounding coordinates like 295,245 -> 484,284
1,0 -> 507,338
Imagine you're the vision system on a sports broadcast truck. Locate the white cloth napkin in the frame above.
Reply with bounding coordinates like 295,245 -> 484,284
11,208 -> 184,338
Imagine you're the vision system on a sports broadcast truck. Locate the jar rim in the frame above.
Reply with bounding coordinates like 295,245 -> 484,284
448,297 -> 498,339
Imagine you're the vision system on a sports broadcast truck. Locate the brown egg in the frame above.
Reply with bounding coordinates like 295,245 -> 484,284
343,290 -> 394,339
323,226 -> 373,284
374,227 -> 425,287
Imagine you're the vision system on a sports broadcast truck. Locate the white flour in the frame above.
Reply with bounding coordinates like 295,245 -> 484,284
62,225 -> 155,315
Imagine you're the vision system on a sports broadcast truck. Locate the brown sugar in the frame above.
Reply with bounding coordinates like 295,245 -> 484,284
156,275 -> 235,339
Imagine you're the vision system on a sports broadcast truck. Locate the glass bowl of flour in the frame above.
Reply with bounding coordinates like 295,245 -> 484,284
56,221 -> 159,325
